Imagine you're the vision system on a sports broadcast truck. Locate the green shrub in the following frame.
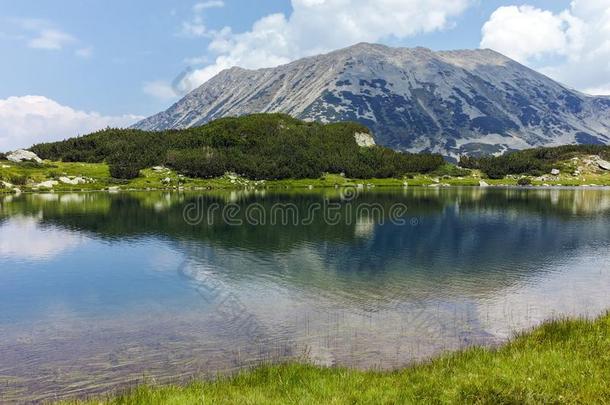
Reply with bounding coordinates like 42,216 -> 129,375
166,147 -> 227,178
28,114 -> 445,180
108,163 -> 141,179
0,152 -> 6,160
9,174 -> 28,185
517,177 -> 532,186
16,161 -> 43,169
461,145 -> 610,179
433,163 -> 471,177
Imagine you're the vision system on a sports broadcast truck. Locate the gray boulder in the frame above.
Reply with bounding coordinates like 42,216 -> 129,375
597,158 -> 610,171
7,150 -> 42,163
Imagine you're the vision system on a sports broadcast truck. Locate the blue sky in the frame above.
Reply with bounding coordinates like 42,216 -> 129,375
0,0 -> 608,150
0,1 -> 289,115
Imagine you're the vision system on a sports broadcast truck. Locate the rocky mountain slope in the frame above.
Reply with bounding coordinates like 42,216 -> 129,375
134,43 -> 610,158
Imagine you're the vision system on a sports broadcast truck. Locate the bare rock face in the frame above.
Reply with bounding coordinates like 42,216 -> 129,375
354,132 -> 376,147
7,150 -> 42,163
134,43 -> 610,158
597,158 -> 610,171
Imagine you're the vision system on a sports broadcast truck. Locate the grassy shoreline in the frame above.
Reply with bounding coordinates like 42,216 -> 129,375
2,160 -> 610,194
62,313 -> 610,404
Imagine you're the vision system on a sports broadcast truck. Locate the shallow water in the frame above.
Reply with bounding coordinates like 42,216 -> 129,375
1,187 -> 610,402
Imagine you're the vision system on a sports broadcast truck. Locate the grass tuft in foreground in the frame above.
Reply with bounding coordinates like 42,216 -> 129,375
68,313 -> 610,404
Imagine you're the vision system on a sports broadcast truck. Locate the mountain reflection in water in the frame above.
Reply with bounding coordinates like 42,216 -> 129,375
0,187 -> 609,402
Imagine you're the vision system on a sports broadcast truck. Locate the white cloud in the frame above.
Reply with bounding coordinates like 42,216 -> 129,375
480,6 -> 572,63
481,1 -> 610,95
143,81 -> 179,101
0,96 -> 143,151
180,19 -> 208,37
6,17 -> 93,54
180,0 -> 473,90
193,1 -> 224,13
28,28 -> 76,50
179,1 -> 225,38
0,216 -> 86,261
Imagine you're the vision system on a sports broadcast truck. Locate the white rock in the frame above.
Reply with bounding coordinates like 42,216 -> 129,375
354,132 -> 376,148
479,180 -> 489,187
1,180 -> 13,188
551,169 -> 560,175
597,158 -> 610,171
152,166 -> 167,172
36,180 -> 58,188
59,176 -> 86,185
161,177 -> 172,184
7,150 -> 42,163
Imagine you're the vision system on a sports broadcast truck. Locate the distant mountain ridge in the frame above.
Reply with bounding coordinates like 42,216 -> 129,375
134,43 -> 610,158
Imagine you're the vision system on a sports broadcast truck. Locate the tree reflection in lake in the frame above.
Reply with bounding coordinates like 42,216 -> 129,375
0,187 -> 609,402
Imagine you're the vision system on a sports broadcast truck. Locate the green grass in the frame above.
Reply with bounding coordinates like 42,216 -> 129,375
0,161 -> 458,192
2,158 -> 610,195
66,313 -> 610,404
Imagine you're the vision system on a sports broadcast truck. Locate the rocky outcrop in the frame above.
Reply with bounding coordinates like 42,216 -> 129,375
597,158 -> 610,171
35,180 -> 58,189
59,177 -> 87,185
7,150 -> 42,163
354,132 -> 376,148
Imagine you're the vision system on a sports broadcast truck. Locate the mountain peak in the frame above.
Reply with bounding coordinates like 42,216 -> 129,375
135,43 -> 610,157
